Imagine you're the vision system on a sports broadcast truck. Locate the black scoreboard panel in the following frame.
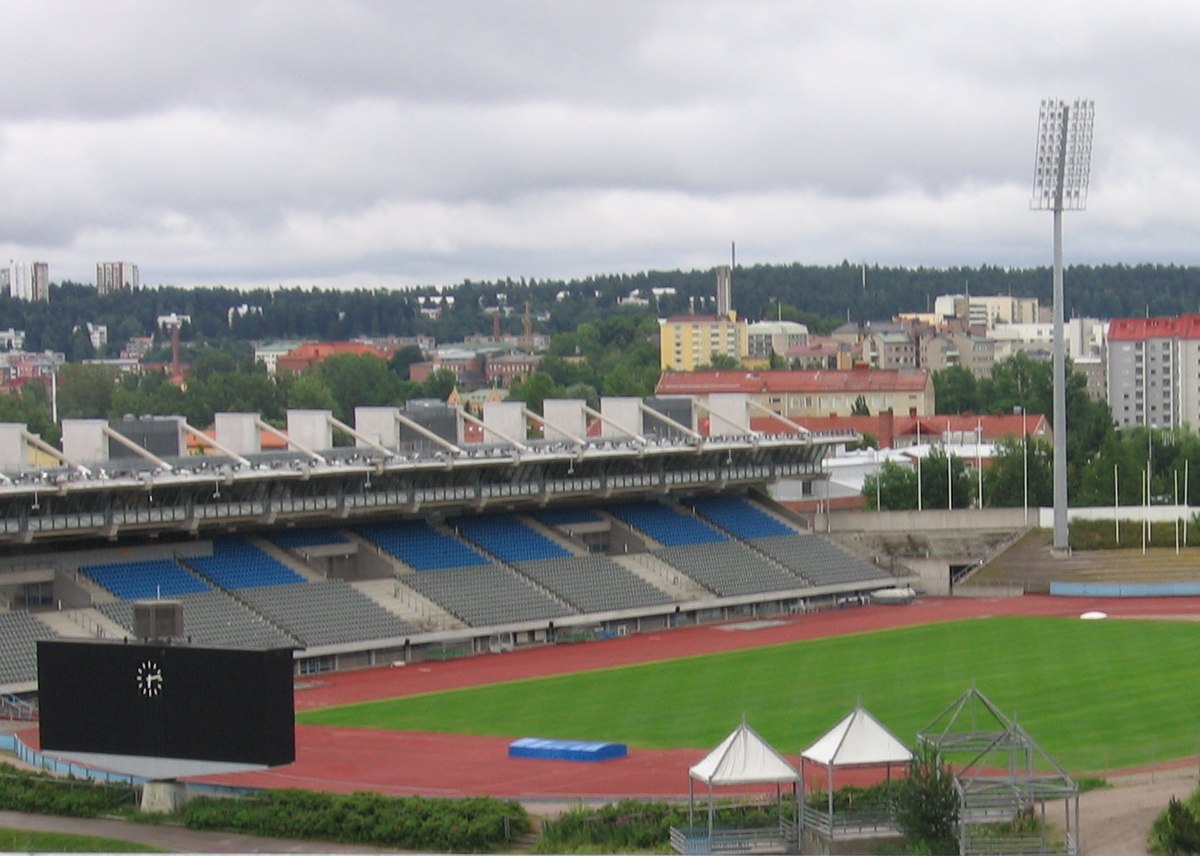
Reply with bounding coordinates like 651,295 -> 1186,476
37,640 -> 295,767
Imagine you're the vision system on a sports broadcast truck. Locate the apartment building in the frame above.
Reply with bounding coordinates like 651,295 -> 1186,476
5,261 -> 49,302
96,261 -> 140,295
745,320 -> 809,362
1106,316 -> 1200,429
659,313 -> 748,371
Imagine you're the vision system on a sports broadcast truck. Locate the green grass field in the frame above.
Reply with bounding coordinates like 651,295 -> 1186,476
298,616 -> 1200,773
0,828 -> 164,853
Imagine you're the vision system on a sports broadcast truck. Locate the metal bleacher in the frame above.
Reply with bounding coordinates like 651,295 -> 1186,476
516,554 -> 675,613
78,559 -> 211,600
750,533 -> 890,586
654,541 -> 809,597
0,611 -> 59,686
237,579 -> 419,647
97,591 -> 296,649
399,563 -> 575,627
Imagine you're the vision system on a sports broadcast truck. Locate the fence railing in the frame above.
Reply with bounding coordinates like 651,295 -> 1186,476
669,822 -> 796,854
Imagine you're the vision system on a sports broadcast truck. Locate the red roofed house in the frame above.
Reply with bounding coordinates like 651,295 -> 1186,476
1107,315 -> 1200,430
275,341 -> 393,375
655,366 -> 935,418
744,411 -> 1048,448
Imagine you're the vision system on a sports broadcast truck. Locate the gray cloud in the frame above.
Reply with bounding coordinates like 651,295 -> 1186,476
2,0 -> 1199,290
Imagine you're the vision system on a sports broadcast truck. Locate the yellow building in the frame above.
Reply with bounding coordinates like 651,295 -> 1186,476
659,314 -> 748,371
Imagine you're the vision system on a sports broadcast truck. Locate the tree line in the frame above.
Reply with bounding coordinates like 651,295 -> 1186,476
866,354 -> 1200,511
7,262 -> 1200,361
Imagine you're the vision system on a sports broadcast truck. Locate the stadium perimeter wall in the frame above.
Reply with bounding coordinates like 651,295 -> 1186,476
819,505 -> 1195,535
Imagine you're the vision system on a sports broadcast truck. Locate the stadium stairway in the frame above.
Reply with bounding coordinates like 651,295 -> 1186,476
252,538 -> 329,582
351,578 -> 465,632
35,608 -> 127,641
612,553 -> 713,601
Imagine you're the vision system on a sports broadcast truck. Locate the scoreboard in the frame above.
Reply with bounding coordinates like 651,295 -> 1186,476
37,640 -> 295,768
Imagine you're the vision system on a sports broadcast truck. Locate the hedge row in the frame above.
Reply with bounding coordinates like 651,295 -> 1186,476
183,789 -> 529,852
534,798 -> 794,854
0,763 -> 137,817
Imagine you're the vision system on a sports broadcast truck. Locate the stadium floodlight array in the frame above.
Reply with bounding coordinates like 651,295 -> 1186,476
1031,98 -> 1094,212
1031,97 -> 1094,552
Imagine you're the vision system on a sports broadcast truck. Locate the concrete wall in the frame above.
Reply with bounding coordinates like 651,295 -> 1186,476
904,558 -> 952,596
819,507 -> 1028,533
821,505 -> 1197,535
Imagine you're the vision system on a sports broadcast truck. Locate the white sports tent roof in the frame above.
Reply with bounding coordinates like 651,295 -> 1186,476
802,705 -> 913,767
800,705 -> 913,840
690,720 -> 800,785
687,720 -> 800,836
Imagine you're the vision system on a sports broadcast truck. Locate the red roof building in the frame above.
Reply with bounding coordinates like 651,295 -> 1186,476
655,366 -> 935,418
274,341 -> 394,375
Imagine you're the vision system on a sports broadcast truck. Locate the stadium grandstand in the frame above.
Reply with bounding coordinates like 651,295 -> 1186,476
0,395 -> 906,704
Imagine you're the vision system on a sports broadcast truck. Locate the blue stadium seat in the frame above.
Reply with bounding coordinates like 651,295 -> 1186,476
79,559 -> 211,600
453,515 -> 571,563
606,502 -> 726,546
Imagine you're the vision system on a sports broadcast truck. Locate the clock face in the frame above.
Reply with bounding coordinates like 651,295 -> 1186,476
136,660 -> 163,697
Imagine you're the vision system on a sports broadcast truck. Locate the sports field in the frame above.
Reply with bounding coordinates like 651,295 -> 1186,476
298,616 -> 1200,773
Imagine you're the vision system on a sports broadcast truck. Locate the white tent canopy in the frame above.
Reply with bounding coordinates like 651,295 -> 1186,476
685,719 -> 801,844
800,705 -> 914,843
690,720 -> 800,785
802,705 -> 913,767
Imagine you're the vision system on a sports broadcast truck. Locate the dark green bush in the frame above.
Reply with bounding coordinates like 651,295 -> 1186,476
0,764 -> 136,817
534,797 -> 795,853
183,789 -> 527,852
1151,796 -> 1200,856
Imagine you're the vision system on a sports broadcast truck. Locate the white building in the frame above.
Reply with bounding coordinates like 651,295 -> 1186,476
1106,316 -> 1200,430
254,342 -> 302,375
96,261 -> 139,295
934,294 -> 1040,329
987,318 -> 1106,362
6,261 -> 49,302
745,320 -> 809,361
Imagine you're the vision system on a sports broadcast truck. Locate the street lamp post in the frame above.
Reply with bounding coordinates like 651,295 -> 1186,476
1031,98 -> 1094,552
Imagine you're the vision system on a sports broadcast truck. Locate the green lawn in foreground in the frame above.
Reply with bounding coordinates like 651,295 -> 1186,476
0,828 -> 164,852
299,616 -> 1200,773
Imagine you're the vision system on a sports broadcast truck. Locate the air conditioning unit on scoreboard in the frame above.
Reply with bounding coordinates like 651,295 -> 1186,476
132,600 -> 184,641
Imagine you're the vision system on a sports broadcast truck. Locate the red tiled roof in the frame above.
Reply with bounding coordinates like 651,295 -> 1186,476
655,368 -> 930,396
1108,315 -> 1200,341
747,412 -> 1048,446
284,341 -> 391,359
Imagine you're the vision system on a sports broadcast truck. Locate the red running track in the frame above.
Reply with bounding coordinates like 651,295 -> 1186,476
112,596 -> 1200,799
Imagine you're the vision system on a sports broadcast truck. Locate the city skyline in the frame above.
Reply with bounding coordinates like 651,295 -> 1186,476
3,2 -> 1200,290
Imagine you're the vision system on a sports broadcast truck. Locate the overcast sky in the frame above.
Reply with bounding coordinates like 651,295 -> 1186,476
3,1 -> 1199,290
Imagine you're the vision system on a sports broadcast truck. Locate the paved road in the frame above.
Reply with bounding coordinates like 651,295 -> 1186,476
0,810 -> 392,853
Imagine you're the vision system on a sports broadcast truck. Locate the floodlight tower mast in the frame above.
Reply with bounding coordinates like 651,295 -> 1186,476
1031,98 -> 1094,552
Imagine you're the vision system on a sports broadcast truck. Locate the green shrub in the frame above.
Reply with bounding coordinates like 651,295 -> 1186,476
0,764 -> 136,817
182,789 -> 527,852
1151,796 -> 1200,855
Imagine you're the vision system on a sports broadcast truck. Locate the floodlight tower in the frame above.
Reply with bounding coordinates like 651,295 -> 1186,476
1031,98 -> 1094,552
